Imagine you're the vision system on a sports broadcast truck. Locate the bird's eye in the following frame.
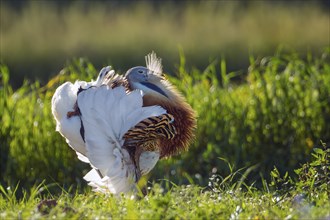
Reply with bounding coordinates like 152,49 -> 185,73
138,70 -> 143,74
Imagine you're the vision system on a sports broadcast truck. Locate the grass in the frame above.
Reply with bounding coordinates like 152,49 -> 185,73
1,145 -> 329,219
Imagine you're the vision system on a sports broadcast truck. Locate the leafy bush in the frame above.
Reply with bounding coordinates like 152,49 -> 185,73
0,50 -> 329,191
155,48 -> 330,185
294,141 -> 330,196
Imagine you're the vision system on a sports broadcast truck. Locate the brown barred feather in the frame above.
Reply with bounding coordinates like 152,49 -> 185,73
124,114 -> 176,143
142,91 -> 197,158
123,113 -> 177,181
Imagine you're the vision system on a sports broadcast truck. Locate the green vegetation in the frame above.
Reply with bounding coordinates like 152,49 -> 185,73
156,48 -> 330,186
1,49 -> 330,189
0,145 -> 329,219
1,1 -> 329,87
0,50 -> 329,218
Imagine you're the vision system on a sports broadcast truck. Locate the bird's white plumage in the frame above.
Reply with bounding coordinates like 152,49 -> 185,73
51,67 -> 166,194
51,71 -> 114,158
139,151 -> 160,176
51,81 -> 86,156
146,51 -> 163,74
77,85 -> 165,193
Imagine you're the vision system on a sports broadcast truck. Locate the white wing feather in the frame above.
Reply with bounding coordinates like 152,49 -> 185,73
51,66 -> 118,161
76,85 -> 166,194
51,81 -> 87,157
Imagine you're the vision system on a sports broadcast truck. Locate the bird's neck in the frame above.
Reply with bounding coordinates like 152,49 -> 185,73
142,92 -> 196,158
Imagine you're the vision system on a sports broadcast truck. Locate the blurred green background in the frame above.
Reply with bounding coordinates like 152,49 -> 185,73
0,0 -> 329,192
1,0 -> 329,87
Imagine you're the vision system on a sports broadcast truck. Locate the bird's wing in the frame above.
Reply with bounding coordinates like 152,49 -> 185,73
57,113 -> 87,157
51,81 -> 87,157
76,85 -> 166,194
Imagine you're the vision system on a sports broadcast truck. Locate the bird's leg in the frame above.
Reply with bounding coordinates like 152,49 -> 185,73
122,139 -> 141,182
134,146 -> 149,197
134,146 -> 143,182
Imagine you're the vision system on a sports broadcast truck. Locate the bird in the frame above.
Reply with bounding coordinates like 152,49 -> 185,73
51,52 -> 196,195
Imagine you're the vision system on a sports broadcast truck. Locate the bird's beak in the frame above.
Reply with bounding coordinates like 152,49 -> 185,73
139,81 -> 168,98
141,70 -> 168,97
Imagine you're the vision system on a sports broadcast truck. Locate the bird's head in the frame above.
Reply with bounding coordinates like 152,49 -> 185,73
125,52 -> 172,100
125,66 -> 170,98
